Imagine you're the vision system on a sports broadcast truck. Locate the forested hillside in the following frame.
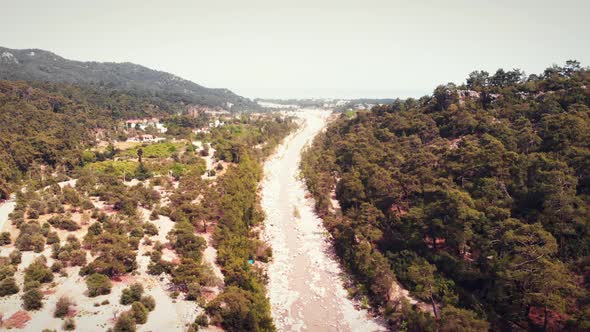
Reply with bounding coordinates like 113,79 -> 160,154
0,46 -> 259,111
302,61 -> 590,331
0,79 -> 187,199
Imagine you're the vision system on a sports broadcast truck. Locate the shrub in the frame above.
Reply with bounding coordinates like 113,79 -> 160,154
15,222 -> 46,252
0,231 -> 11,245
86,273 -> 112,297
46,232 -> 60,245
149,210 -> 159,220
63,317 -> 76,331
9,249 -> 22,264
120,283 -> 144,305
0,277 -> 19,296
143,222 -> 158,236
131,301 -> 149,324
54,296 -> 72,318
0,264 -> 16,280
186,282 -> 201,301
48,215 -> 80,231
114,311 -> 137,332
24,259 -> 53,284
51,261 -> 64,273
24,280 -> 41,291
69,250 -> 87,266
140,295 -> 156,311
23,288 -> 44,310
195,313 -> 209,326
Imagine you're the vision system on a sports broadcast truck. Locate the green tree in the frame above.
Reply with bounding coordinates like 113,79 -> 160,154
0,277 -> 19,296
86,273 -> 112,297
439,305 -> 489,332
23,288 -> 44,310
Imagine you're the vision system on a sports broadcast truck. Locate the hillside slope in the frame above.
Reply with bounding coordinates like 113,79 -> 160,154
302,62 -> 590,331
0,46 -> 257,111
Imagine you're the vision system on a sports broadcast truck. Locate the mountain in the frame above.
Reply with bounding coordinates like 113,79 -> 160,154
0,46 -> 258,111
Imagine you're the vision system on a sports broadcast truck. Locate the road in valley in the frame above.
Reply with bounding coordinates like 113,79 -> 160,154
261,109 -> 386,332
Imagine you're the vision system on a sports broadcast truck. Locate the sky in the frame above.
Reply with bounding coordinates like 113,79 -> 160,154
1,0 -> 589,99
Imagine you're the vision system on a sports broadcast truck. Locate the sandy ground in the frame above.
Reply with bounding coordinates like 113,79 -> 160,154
0,194 -> 16,233
261,109 -> 386,332
0,198 -> 214,331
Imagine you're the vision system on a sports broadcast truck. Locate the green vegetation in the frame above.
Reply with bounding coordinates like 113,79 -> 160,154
119,142 -> 179,159
24,258 -> 53,285
22,288 -> 44,310
63,317 -> 76,330
86,273 -> 112,297
54,296 -> 73,318
85,161 -> 139,178
114,311 -> 137,332
120,283 -> 144,305
0,277 -> 19,296
302,61 -> 590,330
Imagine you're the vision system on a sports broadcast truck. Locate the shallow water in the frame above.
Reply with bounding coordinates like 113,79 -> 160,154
261,109 -> 386,332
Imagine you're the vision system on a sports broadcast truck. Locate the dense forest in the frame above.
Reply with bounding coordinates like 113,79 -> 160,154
302,61 -> 590,331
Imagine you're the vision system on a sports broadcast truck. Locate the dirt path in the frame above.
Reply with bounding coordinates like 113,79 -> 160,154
261,109 -> 386,332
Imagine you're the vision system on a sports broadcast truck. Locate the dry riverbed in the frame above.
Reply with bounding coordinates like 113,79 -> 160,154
261,109 -> 386,331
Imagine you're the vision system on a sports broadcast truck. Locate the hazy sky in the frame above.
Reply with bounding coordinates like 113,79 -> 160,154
1,0 -> 589,99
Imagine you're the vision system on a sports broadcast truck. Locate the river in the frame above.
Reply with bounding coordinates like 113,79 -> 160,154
261,109 -> 386,331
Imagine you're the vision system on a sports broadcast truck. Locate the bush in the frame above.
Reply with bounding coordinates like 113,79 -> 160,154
69,250 -> 87,266
0,264 -> 16,280
114,311 -> 137,332
54,296 -> 72,318
120,283 -> 144,305
0,277 -> 19,296
0,231 -> 11,245
186,282 -> 201,301
51,261 -> 64,273
48,215 -> 80,231
86,273 -> 112,297
143,222 -> 158,236
24,259 -> 54,284
131,301 -> 149,324
15,223 -> 46,252
46,231 -> 60,245
9,249 -> 22,264
439,305 -> 489,332
140,295 -> 156,311
195,313 -> 209,326
24,280 -> 41,291
63,317 -> 76,330
23,288 -> 44,310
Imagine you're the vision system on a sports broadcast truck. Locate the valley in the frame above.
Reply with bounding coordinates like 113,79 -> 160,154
261,109 -> 385,331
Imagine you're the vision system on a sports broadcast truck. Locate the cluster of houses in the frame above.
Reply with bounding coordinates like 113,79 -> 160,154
125,118 -> 167,133
124,118 -> 167,143
124,110 -> 229,141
